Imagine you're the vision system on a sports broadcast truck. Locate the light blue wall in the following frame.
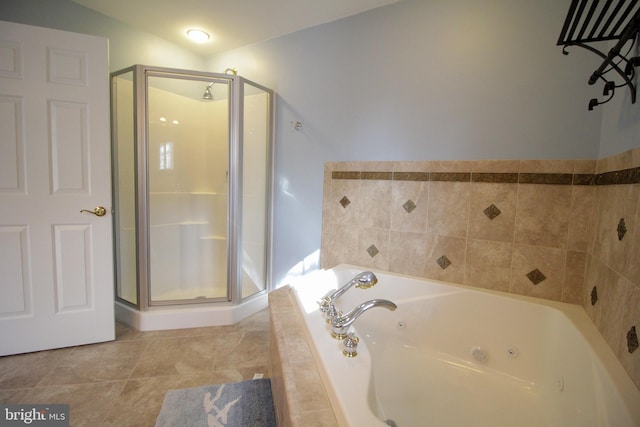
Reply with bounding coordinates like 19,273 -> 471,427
4,0 -> 632,290
206,0 -> 606,286
600,100 -> 640,159
598,39 -> 640,158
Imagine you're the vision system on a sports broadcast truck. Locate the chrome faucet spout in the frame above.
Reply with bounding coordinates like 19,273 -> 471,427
318,271 -> 378,313
331,298 -> 397,339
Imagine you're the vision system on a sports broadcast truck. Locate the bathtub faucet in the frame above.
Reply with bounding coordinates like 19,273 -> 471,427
318,271 -> 378,316
331,299 -> 397,339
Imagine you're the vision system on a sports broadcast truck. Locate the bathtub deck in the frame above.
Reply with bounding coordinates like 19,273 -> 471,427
268,286 -> 338,426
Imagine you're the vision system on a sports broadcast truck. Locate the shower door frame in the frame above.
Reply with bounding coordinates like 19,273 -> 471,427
110,65 -> 274,311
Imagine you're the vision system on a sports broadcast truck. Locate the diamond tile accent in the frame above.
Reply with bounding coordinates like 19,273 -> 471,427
618,218 -> 627,241
367,244 -> 379,258
591,286 -> 598,306
436,255 -> 451,270
403,199 -> 417,213
483,204 -> 502,220
627,326 -> 638,354
339,196 -> 351,208
526,268 -> 546,285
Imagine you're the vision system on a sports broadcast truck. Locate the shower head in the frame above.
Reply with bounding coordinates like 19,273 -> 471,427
202,82 -> 214,100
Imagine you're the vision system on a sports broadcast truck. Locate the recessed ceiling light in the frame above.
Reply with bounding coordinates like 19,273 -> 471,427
187,29 -> 210,43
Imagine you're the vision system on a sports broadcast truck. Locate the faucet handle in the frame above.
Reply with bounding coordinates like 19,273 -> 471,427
324,304 -> 341,324
318,296 -> 331,313
342,333 -> 359,357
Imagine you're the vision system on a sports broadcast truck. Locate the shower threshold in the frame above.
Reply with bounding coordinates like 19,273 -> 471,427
114,293 -> 268,331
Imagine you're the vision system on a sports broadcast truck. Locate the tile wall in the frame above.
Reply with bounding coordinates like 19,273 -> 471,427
320,149 -> 640,389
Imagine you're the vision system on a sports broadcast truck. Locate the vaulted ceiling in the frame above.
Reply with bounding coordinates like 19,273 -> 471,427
73,0 -> 401,56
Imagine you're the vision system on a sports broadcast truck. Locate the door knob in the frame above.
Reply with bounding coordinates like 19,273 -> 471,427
80,206 -> 107,217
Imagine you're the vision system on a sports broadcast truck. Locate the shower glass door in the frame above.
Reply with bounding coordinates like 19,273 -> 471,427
112,69 -> 137,305
146,73 -> 230,303
240,80 -> 272,299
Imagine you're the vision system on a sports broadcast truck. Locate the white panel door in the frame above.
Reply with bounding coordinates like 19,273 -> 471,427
0,20 -> 114,355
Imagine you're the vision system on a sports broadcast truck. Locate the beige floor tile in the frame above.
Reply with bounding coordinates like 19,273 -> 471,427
130,336 -> 217,378
39,340 -> 150,386
214,330 -> 270,371
0,347 -> 74,389
0,309 -> 271,426
8,381 -> 126,426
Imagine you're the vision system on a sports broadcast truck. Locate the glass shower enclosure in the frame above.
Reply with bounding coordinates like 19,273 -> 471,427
111,65 -> 273,312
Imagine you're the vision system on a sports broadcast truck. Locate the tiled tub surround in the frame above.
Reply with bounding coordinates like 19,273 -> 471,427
320,151 -> 640,390
268,287 -> 338,426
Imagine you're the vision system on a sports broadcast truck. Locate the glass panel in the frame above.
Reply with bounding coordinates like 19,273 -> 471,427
112,71 -> 137,305
147,75 -> 230,303
241,82 -> 270,299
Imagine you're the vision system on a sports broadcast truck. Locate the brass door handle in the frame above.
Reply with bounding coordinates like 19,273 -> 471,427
80,206 -> 107,217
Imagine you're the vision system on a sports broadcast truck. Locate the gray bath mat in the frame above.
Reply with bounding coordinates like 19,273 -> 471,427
155,378 -> 276,427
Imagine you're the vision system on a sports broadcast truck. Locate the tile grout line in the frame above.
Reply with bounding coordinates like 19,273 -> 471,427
97,331 -> 152,425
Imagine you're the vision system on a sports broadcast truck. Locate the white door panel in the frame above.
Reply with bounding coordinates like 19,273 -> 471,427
0,20 -> 114,356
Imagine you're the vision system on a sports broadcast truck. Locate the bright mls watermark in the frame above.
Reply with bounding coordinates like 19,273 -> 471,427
1,405 -> 69,426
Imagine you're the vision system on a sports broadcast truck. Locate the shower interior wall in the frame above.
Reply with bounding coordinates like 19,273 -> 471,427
147,81 -> 229,302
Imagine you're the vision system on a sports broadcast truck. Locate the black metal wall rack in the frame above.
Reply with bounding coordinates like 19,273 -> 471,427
558,0 -> 640,110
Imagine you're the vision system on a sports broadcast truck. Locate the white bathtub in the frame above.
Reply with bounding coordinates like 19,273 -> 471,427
291,264 -> 640,427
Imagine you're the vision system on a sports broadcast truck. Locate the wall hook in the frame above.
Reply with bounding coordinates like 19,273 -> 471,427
291,121 -> 302,131
589,79 -> 616,110
558,0 -> 640,110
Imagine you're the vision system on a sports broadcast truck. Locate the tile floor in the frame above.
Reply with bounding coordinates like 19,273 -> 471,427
0,309 -> 271,426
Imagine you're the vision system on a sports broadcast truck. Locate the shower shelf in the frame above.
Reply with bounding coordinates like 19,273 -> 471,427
200,235 -> 227,241
557,0 -> 640,110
